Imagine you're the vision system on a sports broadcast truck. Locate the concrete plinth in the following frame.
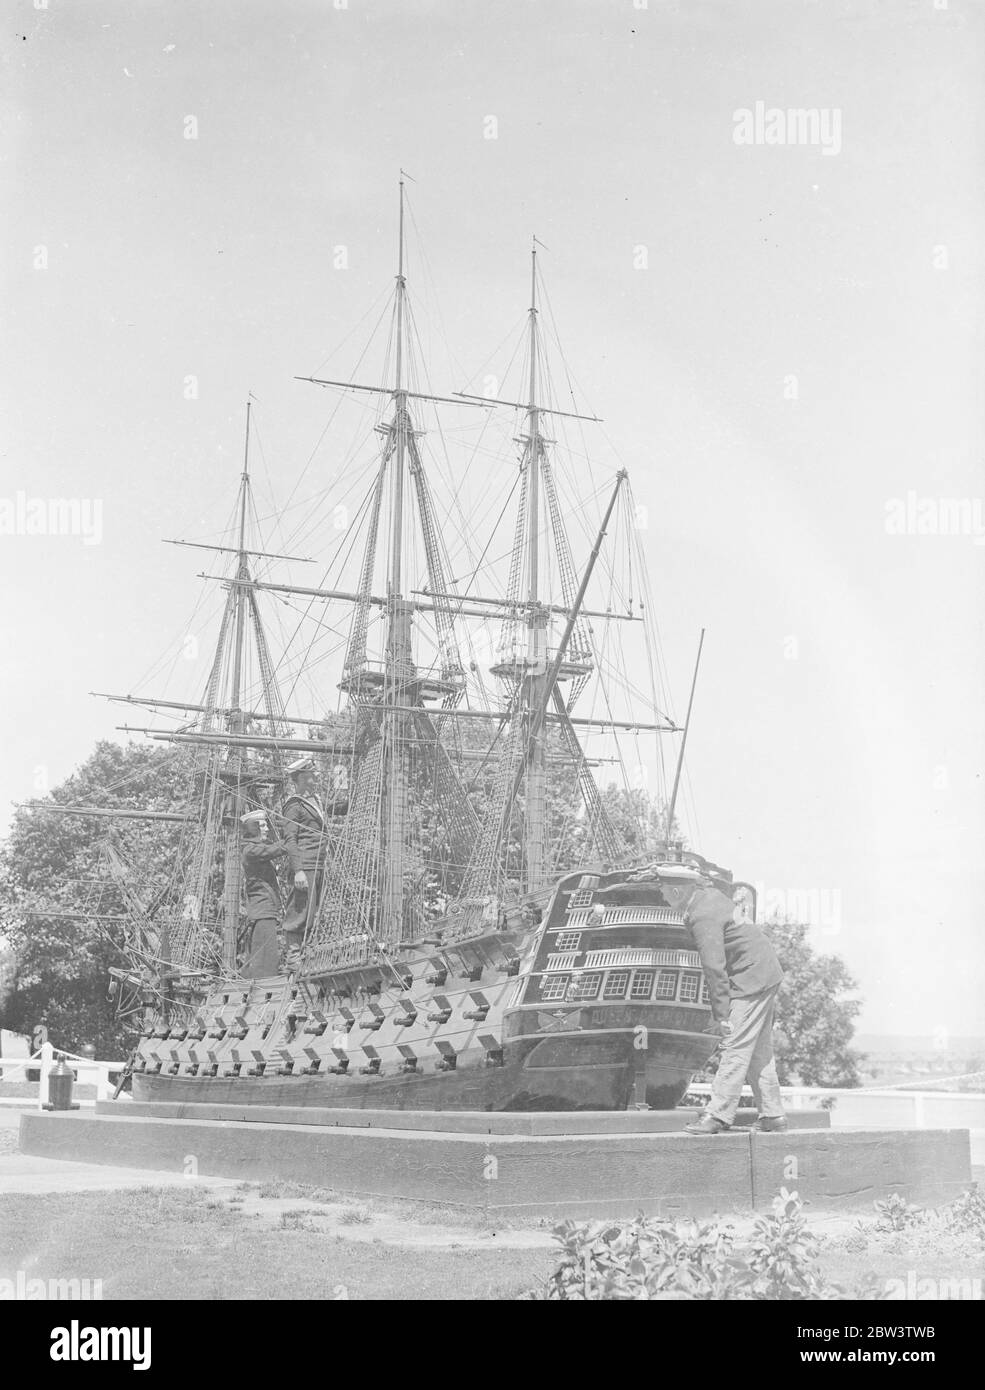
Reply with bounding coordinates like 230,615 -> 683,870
18,1108 -> 971,1220
750,1128 -> 971,1210
96,1100 -> 831,1135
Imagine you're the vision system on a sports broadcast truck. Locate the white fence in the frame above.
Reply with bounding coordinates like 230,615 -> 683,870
687,1082 -> 985,1132
0,1042 -> 125,1106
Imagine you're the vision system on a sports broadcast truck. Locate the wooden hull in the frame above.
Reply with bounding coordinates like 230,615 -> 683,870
134,1026 -> 714,1112
132,866 -> 733,1112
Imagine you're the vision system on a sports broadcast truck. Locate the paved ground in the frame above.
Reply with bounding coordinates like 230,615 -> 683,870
0,1106 -> 243,1196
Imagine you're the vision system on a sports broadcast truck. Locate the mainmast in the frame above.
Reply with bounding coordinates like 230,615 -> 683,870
383,178 -> 413,939
300,178 -> 491,959
522,240 -> 549,892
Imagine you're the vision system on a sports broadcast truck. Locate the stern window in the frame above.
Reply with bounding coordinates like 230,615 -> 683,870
602,969 -> 630,999
629,970 -> 655,1000
654,970 -> 677,1000
568,972 -> 602,1001
680,973 -> 701,1003
540,974 -> 570,1002
568,875 -> 600,909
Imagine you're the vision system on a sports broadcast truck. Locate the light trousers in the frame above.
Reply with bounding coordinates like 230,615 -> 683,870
707,984 -> 785,1125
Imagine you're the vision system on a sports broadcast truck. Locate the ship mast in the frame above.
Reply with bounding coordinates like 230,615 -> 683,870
220,400 -> 253,971
522,241 -> 549,892
383,178 -> 413,939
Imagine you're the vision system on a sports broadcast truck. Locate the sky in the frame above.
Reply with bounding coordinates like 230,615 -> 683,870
2,0 -> 983,1037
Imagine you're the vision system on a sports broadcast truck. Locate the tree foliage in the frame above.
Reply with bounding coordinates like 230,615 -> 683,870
0,742 -> 188,1056
766,920 -> 864,1087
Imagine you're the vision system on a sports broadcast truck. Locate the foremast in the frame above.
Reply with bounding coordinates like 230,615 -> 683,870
89,399 -> 307,984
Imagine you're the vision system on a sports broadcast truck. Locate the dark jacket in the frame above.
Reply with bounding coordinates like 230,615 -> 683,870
241,839 -> 287,922
684,885 -> 783,1022
282,794 -> 328,872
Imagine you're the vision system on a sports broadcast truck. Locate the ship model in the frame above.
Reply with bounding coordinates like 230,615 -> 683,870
62,185 -> 756,1111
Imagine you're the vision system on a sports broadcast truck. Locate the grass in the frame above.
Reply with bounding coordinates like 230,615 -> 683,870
338,1206 -> 373,1226
813,1195 -> 985,1294
3,1172 -> 981,1301
817,1231 -> 984,1296
244,1177 -> 498,1229
0,1187 -> 553,1300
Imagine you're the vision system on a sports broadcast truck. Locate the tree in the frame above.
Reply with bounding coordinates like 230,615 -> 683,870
0,742 -> 188,1056
0,944 -> 14,1009
766,920 -> 864,1087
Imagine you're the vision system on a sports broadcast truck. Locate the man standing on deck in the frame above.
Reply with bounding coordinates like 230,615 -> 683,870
657,866 -> 788,1135
240,809 -> 286,978
280,756 -> 327,974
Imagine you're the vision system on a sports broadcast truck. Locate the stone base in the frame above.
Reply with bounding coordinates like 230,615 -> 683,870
750,1128 -> 972,1210
18,1108 -> 970,1220
96,1100 -> 832,1135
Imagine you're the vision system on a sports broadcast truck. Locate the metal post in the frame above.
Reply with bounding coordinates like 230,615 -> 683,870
37,1041 -> 54,1111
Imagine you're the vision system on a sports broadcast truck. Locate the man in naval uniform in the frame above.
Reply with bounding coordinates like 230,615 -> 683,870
240,809 -> 286,978
280,756 -> 327,973
656,866 -> 787,1135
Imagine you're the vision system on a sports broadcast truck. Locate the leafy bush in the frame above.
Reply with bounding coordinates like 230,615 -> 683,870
873,1193 -> 924,1233
523,1189 -> 843,1300
941,1185 -> 985,1242
746,1189 -> 838,1299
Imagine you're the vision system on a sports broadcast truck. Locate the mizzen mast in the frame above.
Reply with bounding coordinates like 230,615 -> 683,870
487,241 -> 595,892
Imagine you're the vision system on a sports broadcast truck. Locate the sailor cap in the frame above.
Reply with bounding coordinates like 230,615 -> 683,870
653,864 -> 704,881
286,756 -> 316,774
240,809 -> 268,825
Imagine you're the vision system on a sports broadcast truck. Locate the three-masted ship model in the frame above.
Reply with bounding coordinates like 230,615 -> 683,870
76,186 -> 756,1111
